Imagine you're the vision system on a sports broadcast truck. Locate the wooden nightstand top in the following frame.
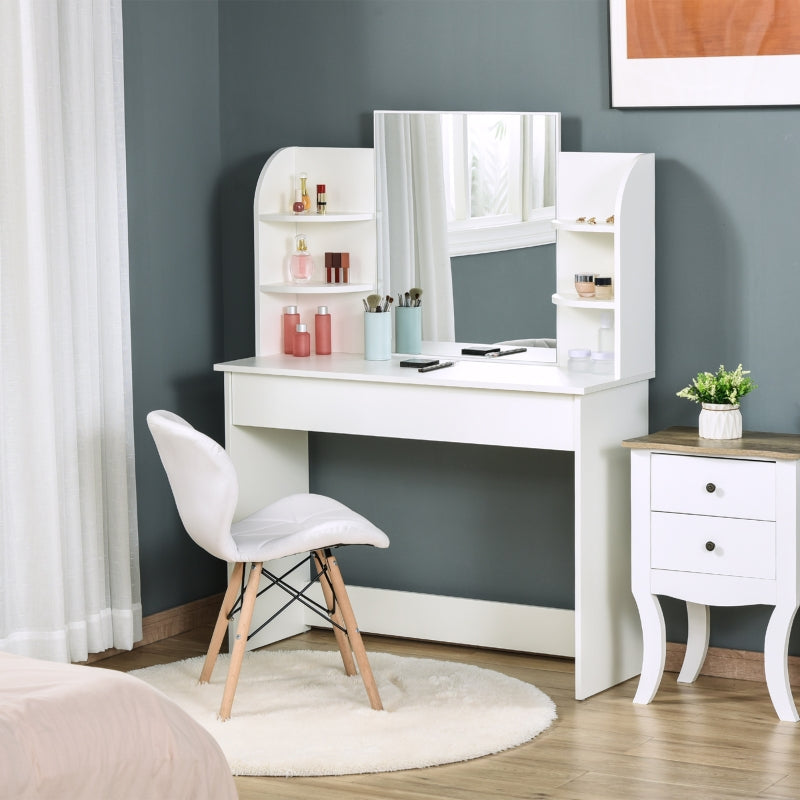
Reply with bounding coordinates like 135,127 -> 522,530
622,426 -> 800,460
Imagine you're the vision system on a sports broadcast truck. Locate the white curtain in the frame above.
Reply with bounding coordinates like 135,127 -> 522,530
376,114 -> 455,342
0,0 -> 142,662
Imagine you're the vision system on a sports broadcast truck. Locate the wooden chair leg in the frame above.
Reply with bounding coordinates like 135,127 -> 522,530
324,551 -> 383,711
200,561 -> 244,684
219,561 -> 262,721
314,549 -> 356,676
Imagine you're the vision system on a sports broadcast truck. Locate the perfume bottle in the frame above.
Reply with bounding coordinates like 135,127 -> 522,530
299,173 -> 311,212
289,234 -> 313,283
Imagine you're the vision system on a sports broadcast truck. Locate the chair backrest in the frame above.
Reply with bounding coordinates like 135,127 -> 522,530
146,410 -> 239,562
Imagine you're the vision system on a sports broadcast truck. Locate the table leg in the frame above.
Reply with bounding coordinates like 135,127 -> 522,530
678,602 -> 710,684
764,601 -> 799,722
633,592 -> 666,705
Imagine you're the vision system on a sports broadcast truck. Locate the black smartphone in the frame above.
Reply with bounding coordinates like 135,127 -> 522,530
460,346 -> 501,356
400,358 -> 439,368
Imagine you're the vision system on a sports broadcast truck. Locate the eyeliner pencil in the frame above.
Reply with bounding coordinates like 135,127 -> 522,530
418,361 -> 455,373
486,347 -> 528,358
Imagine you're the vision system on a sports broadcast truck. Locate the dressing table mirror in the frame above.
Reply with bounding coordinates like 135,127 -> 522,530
374,110 -> 560,364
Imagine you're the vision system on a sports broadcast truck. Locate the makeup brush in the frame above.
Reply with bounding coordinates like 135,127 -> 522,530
410,287 -> 423,307
367,293 -> 382,312
404,291 -> 410,307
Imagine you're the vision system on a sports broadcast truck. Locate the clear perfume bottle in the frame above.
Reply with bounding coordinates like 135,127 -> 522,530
289,233 -> 313,283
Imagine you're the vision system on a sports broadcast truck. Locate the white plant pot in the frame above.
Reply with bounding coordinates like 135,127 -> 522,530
698,403 -> 742,440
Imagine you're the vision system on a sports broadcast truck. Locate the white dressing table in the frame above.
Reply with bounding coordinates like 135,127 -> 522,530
216,353 -> 650,699
216,141 -> 655,700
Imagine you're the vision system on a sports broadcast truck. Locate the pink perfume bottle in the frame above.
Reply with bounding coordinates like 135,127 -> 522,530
289,234 -> 313,283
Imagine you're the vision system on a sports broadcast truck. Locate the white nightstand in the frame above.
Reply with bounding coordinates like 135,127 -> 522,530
622,427 -> 800,722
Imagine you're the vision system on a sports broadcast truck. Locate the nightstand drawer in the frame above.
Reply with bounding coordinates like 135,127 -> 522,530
651,454 -> 775,521
651,512 -> 775,579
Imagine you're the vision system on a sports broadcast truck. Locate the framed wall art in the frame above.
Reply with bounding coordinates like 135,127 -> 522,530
609,0 -> 800,107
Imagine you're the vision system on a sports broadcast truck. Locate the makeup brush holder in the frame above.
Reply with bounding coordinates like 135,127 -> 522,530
364,312 -> 392,361
395,306 -> 422,354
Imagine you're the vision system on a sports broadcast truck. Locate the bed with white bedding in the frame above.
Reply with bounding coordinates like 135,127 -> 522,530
0,652 -> 237,799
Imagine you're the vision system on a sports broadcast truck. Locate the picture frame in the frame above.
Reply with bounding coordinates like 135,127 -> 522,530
609,0 -> 800,108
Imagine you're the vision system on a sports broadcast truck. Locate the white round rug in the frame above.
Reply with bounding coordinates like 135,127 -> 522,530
130,649 -> 557,776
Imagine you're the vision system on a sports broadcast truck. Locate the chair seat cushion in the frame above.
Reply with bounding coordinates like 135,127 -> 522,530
230,493 -> 389,562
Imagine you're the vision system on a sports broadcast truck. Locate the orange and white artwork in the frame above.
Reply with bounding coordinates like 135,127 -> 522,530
610,0 -> 800,106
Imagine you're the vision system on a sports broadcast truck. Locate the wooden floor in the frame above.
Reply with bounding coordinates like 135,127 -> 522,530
97,626 -> 800,800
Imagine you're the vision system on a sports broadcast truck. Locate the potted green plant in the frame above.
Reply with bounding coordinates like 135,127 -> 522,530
676,364 -> 757,440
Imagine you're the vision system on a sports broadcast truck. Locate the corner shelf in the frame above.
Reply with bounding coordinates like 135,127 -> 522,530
555,152 -> 654,380
259,212 -> 375,223
254,146 -> 377,355
552,292 -> 615,310
553,219 -> 616,233
260,282 -> 373,295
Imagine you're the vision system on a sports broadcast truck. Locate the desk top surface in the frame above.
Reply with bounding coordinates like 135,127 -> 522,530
215,354 -> 653,396
623,426 -> 800,460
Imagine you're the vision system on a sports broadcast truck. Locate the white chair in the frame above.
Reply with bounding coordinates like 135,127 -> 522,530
146,410 -> 389,720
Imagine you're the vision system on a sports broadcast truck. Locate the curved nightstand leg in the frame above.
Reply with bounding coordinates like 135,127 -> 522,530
633,592 -> 666,705
764,602 -> 800,722
678,602 -> 710,684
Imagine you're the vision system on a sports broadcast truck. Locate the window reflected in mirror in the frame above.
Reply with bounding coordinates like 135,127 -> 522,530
442,113 -> 556,256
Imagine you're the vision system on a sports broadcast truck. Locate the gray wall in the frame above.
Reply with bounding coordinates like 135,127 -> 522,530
125,0 -> 800,653
123,0 -> 226,615
452,247 -> 557,344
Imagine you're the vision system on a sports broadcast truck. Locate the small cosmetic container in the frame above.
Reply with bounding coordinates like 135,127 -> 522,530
594,277 -> 613,299
315,306 -> 331,355
292,189 -> 305,214
567,348 -> 592,372
293,323 -> 311,357
590,350 -> 615,375
341,252 -> 350,284
282,305 -> 300,355
316,184 -> 326,214
598,311 -> 615,353
574,274 -> 595,298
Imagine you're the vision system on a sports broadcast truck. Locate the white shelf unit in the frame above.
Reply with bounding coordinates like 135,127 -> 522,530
553,152 -> 655,380
254,147 -> 376,355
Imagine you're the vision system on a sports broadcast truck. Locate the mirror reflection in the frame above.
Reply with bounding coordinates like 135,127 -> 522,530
374,111 -> 560,360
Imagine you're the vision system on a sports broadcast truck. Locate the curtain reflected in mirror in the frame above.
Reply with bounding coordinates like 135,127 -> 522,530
375,112 -> 454,340
375,111 -> 560,354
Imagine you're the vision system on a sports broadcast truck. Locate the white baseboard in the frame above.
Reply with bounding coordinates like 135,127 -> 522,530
304,584 -> 576,657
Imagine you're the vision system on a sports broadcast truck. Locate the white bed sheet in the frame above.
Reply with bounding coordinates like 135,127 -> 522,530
0,652 -> 237,800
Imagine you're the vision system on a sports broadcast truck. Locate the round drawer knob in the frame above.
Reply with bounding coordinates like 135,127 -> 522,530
706,482 -> 716,493
705,541 -> 716,552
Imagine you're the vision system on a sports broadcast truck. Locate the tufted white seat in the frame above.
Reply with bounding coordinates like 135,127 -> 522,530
147,410 -> 389,720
